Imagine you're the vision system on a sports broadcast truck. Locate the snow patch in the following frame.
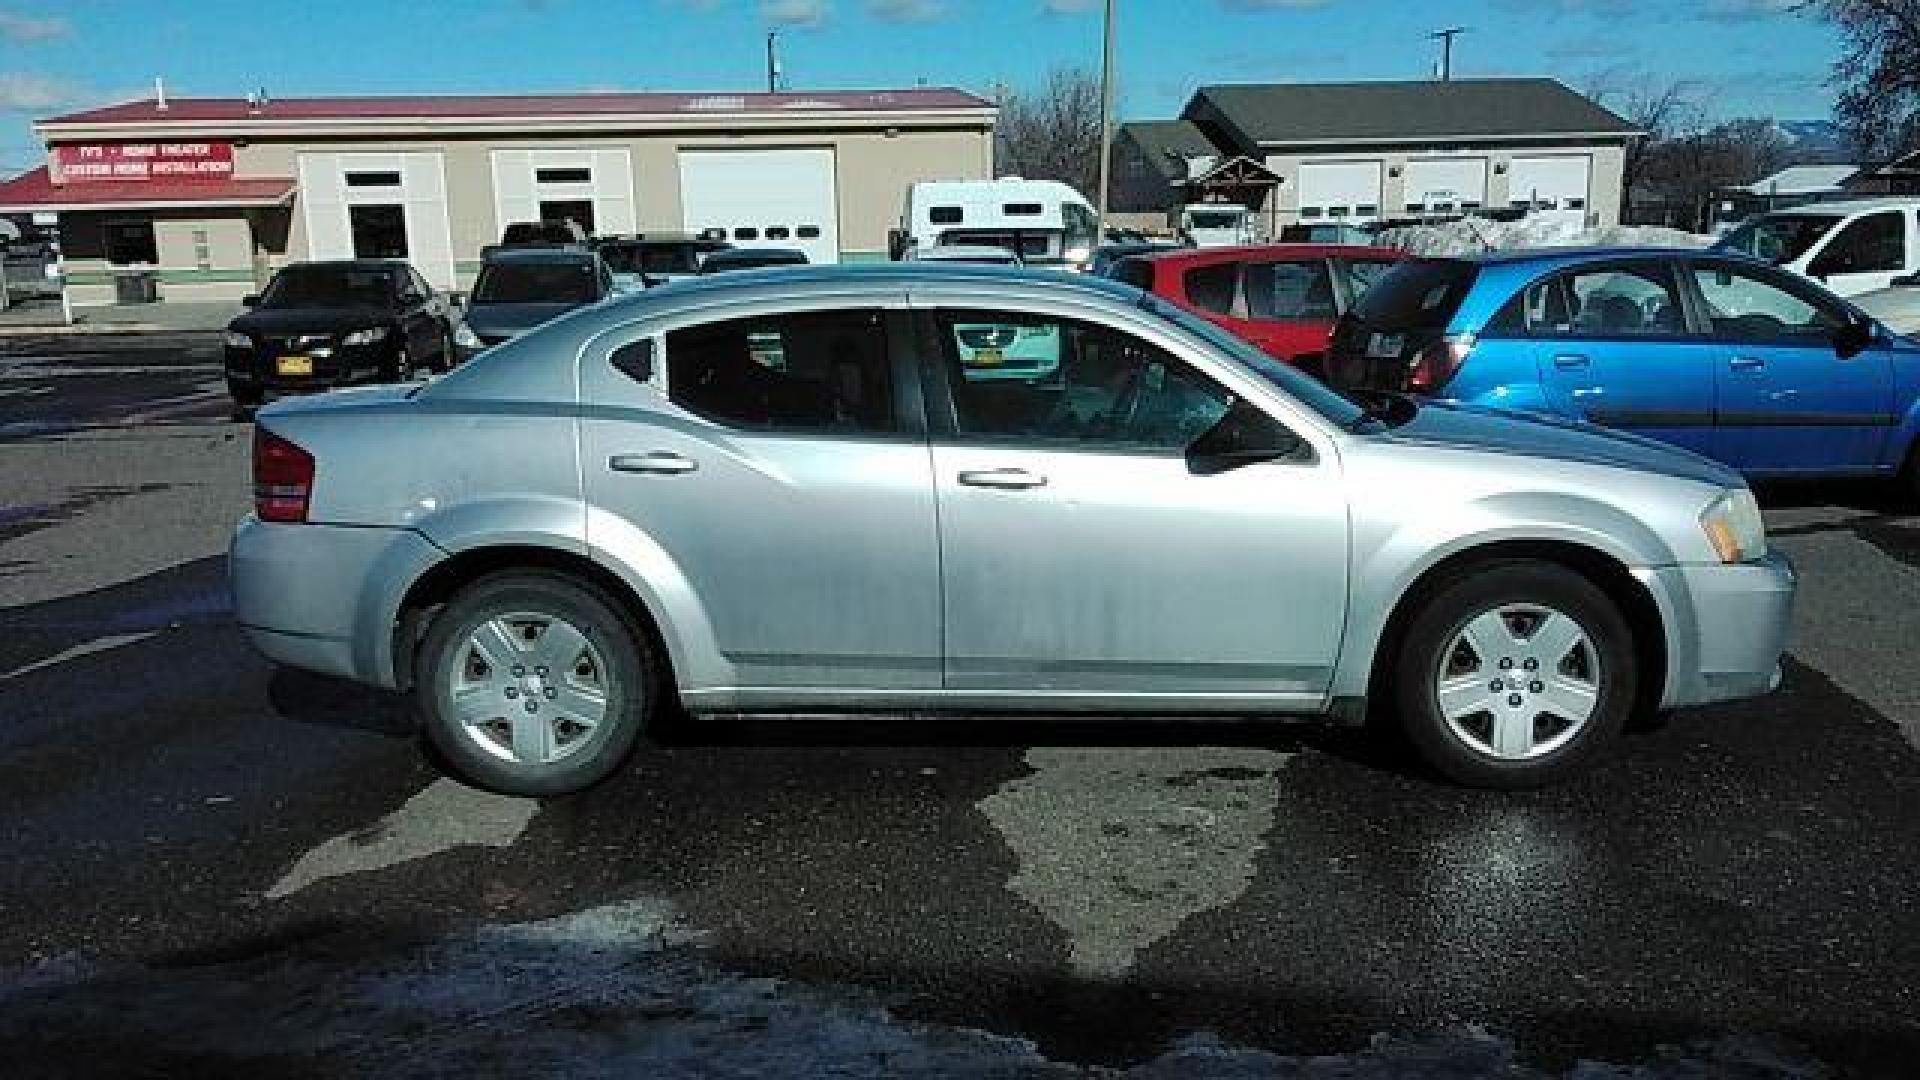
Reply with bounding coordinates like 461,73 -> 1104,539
265,778 -> 537,899
1376,217 -> 1712,258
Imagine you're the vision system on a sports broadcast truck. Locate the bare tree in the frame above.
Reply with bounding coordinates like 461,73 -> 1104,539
994,67 -> 1102,199
1585,72 -> 1704,217
1801,0 -> 1920,157
1638,116 -> 1794,229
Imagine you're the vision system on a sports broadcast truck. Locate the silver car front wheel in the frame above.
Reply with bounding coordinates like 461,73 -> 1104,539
1434,603 -> 1601,761
418,572 -> 655,796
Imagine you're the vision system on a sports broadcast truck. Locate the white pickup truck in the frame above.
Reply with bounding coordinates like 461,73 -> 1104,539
1715,198 -> 1920,298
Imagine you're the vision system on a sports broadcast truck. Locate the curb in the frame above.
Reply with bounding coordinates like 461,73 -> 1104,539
0,323 -> 217,336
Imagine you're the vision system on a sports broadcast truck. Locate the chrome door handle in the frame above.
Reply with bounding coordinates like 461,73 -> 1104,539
958,467 -> 1047,490
609,452 -> 697,475
1729,355 -> 1766,371
1553,353 -> 1590,370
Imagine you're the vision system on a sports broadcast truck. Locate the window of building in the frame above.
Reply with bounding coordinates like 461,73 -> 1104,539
797,225 -> 822,239
538,199 -> 594,235
766,226 -> 791,240
934,309 -> 1232,452
1298,206 -> 1323,219
348,205 -> 408,259
102,219 -> 157,265
1328,206 -> 1350,219
1356,204 -> 1379,217
733,227 -> 759,241
1004,202 -> 1042,216
666,309 -> 895,434
344,171 -> 402,188
929,206 -> 963,224
535,167 -> 592,185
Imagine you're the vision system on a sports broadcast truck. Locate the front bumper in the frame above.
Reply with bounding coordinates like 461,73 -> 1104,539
229,516 -> 446,688
226,343 -> 392,397
1641,550 -> 1796,709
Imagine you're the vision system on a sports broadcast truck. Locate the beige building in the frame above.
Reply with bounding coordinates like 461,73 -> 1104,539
0,88 -> 996,308
1112,79 -> 1637,236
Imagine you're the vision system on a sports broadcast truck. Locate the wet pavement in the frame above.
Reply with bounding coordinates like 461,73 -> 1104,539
1,333 -> 1916,1077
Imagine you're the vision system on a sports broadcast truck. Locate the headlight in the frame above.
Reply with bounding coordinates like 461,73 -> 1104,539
1700,488 -> 1767,564
340,326 -> 390,347
453,321 -> 484,349
224,331 -> 251,349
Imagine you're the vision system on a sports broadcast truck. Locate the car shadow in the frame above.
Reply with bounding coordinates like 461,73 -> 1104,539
1753,476 -> 1912,514
267,667 -> 415,738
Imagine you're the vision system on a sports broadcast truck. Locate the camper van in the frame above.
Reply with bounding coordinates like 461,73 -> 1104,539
893,178 -> 1099,271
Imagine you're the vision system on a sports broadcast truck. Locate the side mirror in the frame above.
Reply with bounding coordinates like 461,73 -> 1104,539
241,294 -> 259,307
1835,317 -> 1874,359
1186,397 -> 1306,475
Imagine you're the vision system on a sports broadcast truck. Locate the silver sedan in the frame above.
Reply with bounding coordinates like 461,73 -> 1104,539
230,265 -> 1794,794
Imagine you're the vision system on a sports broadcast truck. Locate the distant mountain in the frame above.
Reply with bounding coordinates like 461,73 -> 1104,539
1773,120 -> 1854,163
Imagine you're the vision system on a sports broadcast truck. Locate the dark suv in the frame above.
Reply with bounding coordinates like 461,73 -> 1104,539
456,247 -> 614,361
224,260 -> 454,416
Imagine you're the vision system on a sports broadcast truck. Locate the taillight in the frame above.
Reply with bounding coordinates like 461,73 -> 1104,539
1407,333 -> 1475,393
254,427 -> 314,523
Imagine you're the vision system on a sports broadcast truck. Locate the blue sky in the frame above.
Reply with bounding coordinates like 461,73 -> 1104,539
0,0 -> 1843,174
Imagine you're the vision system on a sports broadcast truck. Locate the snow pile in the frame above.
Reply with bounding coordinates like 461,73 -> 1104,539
1376,217 -> 1712,257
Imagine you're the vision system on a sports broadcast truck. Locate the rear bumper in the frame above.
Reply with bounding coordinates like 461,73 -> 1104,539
1641,551 -> 1796,709
229,516 -> 446,688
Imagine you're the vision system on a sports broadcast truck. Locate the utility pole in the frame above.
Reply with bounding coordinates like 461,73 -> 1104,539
765,31 -> 781,93
1095,0 -> 1117,238
1430,26 -> 1466,82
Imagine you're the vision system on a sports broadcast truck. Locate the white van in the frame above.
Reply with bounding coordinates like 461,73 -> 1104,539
1714,198 -> 1920,297
893,178 -> 1099,271
1178,203 -> 1256,247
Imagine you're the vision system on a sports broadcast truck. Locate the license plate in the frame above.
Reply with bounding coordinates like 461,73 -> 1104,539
276,354 -> 313,376
971,348 -> 1004,367
1365,333 -> 1404,359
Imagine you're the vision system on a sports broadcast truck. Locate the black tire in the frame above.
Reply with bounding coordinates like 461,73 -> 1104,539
1393,560 -> 1635,789
416,571 -> 656,796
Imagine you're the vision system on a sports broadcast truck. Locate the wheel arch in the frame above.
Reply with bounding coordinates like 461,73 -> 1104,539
1361,538 -> 1668,724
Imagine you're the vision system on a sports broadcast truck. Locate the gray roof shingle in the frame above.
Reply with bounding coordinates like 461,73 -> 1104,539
1187,78 -> 1637,149
1116,120 -> 1220,181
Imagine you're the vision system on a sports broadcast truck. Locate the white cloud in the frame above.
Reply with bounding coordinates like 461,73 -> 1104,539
867,0 -> 943,20
0,10 -> 67,43
763,0 -> 829,26
0,72 -> 74,113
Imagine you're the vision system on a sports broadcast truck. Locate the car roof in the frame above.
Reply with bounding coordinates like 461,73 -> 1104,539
1748,197 -> 1920,218
482,246 -> 599,265
1443,245 -> 1734,268
704,247 -> 807,263
611,263 -> 1144,310
1134,243 -> 1405,266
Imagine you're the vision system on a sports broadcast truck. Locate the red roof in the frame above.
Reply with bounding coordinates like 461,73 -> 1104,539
45,88 -> 993,125
0,166 -> 295,211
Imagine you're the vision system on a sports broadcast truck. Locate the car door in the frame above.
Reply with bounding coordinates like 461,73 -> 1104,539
1806,210 -> 1909,297
1527,258 -> 1722,459
1684,257 -> 1893,473
578,301 -> 943,691
917,300 -> 1349,702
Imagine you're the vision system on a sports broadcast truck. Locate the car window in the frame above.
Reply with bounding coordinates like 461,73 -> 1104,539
1343,259 -> 1398,301
934,310 -> 1232,453
665,309 -> 895,434
1245,260 -> 1337,320
1183,263 -> 1239,316
1692,264 -> 1845,344
472,261 -> 601,305
1809,212 -> 1906,276
1112,259 -> 1155,291
1715,214 -> 1839,264
259,265 -> 397,309
1531,264 -> 1684,337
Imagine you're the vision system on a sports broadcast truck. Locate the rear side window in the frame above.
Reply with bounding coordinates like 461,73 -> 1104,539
1245,260 -> 1336,320
1350,260 -> 1478,331
666,309 -> 895,434
1342,259 -> 1399,301
1183,263 -> 1239,315
1112,259 -> 1155,291
1810,211 -> 1906,276
1551,265 -> 1684,336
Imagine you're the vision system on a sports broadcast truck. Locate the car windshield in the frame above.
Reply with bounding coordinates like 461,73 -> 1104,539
1716,214 -> 1842,264
598,243 -> 703,276
472,261 -> 600,305
260,265 -> 396,309
1140,293 -> 1366,428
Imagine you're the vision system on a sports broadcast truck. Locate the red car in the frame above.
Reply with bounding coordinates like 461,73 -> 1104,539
1111,244 -> 1405,372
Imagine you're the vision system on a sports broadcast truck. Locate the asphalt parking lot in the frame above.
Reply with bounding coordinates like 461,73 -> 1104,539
1,331 -> 1916,1078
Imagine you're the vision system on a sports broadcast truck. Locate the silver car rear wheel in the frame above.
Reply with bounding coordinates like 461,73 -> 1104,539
445,611 -> 611,767
1434,603 -> 1600,761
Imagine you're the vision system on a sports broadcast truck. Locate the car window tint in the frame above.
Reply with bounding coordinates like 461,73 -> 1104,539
1692,265 -> 1844,344
1810,212 -> 1906,276
1343,259 -> 1398,300
1183,263 -> 1239,315
935,310 -> 1231,452
1245,260 -> 1336,320
1112,259 -> 1155,291
665,309 -> 894,434
1545,265 -> 1683,336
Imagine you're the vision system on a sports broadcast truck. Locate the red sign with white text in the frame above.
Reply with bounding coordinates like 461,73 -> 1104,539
50,142 -> 235,184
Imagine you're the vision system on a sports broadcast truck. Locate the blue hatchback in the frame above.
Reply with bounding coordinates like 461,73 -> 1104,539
1325,248 -> 1920,485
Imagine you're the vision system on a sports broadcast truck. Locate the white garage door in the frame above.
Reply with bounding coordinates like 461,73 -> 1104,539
1297,160 -> 1384,224
679,148 -> 839,265
297,151 -> 457,291
1403,157 -> 1488,213
1507,155 -> 1593,223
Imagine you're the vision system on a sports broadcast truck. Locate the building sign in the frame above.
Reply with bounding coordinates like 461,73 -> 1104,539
49,142 -> 235,184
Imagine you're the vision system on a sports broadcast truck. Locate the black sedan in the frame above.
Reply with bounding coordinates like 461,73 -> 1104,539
225,260 -> 455,415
